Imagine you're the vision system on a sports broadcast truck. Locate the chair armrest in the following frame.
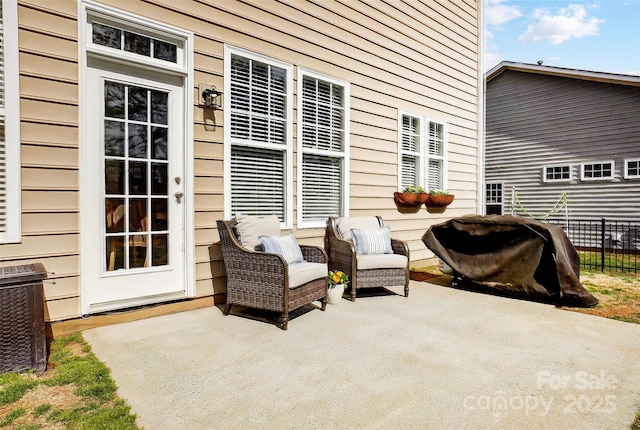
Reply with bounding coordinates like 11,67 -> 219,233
325,220 -> 356,275
300,245 -> 328,264
391,238 -> 410,258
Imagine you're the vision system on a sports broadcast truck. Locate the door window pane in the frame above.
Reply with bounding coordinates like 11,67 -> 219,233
151,90 -> 168,125
128,87 -> 148,121
151,127 -> 168,159
105,160 -> 125,194
105,120 -> 125,156
105,81 -> 125,119
129,161 -> 147,195
129,198 -> 147,232
152,234 -> 168,266
129,235 -> 148,268
151,163 -> 168,195
105,198 -> 125,233
128,124 -> 148,158
151,198 -> 168,231
106,237 -> 125,270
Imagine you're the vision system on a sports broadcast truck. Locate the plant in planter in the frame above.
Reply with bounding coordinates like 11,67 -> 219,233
427,189 -> 455,207
394,185 -> 428,206
327,269 -> 349,304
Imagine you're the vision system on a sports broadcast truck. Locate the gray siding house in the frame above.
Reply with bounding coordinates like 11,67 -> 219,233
485,61 -> 640,222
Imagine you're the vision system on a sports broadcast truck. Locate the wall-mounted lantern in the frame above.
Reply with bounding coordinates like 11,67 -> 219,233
199,84 -> 222,109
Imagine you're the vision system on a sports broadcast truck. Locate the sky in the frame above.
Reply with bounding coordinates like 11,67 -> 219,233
484,0 -> 640,75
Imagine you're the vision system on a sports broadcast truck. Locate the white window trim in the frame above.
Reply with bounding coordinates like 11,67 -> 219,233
542,164 -> 572,183
397,110 -> 424,190
425,118 -> 449,192
296,68 -> 350,229
580,160 -> 615,181
82,1 -> 188,77
624,158 -> 640,179
1,0 -> 21,243
223,45 -> 294,228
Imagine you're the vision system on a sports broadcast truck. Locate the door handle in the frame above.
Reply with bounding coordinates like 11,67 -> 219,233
175,192 -> 184,203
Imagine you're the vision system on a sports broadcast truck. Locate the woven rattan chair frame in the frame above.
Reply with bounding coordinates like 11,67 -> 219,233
324,216 -> 410,301
216,220 -> 327,330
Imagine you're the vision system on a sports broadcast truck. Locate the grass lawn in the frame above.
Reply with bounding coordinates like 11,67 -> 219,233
1,271 -> 639,429
0,333 -> 139,429
569,272 -> 640,324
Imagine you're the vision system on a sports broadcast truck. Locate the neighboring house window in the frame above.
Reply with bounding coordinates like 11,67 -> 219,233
426,120 -> 447,191
398,112 -> 423,189
297,70 -> 349,227
543,165 -> 571,182
224,47 -> 292,223
485,183 -> 503,215
0,0 -> 21,243
625,158 -> 640,179
581,161 -> 614,181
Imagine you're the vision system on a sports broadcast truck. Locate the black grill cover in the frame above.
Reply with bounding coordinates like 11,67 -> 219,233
422,215 -> 598,307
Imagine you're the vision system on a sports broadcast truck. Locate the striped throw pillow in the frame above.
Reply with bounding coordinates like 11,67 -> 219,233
351,226 -> 393,255
258,233 -> 304,264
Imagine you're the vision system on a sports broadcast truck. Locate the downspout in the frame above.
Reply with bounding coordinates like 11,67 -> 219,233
477,0 -> 486,215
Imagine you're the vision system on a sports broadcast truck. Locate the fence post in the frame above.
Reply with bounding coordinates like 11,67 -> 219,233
601,218 -> 606,272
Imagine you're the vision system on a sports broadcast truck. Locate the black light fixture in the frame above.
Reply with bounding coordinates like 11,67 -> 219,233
201,85 -> 222,109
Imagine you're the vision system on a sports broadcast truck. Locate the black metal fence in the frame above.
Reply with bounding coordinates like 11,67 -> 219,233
546,218 -> 639,274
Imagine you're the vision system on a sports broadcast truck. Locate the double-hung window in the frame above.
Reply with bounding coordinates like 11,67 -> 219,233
0,0 -> 20,243
224,47 -> 292,224
297,70 -> 349,227
426,120 -> 447,191
398,112 -> 423,190
397,112 -> 448,192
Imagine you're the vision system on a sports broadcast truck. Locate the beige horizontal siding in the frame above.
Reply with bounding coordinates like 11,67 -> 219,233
1,0 -> 479,323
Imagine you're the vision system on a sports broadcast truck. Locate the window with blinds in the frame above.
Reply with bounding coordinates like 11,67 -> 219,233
398,113 -> 422,189
228,52 -> 289,222
426,120 -> 446,191
0,0 -> 20,242
397,113 -> 448,193
299,73 -> 348,224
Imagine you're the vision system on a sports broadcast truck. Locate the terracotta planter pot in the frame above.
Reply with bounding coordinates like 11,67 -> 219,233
394,192 -> 428,206
427,194 -> 454,207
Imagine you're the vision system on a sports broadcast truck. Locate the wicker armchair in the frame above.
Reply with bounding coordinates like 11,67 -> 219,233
324,216 -> 410,301
216,219 -> 327,330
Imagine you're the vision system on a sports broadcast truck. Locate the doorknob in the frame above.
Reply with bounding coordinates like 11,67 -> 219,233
175,191 -> 184,203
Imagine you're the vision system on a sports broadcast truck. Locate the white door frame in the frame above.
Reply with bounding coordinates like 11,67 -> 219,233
78,1 -> 194,315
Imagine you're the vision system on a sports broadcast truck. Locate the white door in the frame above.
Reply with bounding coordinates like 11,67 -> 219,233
81,59 -> 187,313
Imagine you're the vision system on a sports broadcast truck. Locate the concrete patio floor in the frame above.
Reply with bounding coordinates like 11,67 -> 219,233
83,278 -> 640,429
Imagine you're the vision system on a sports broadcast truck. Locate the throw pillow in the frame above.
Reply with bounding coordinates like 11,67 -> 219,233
234,214 -> 281,250
351,226 -> 393,255
258,233 -> 305,264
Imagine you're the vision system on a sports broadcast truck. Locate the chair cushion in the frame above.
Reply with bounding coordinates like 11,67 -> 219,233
288,261 -> 328,288
336,216 -> 381,241
234,214 -> 281,250
357,253 -> 408,270
351,226 -> 393,255
258,234 -> 304,264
